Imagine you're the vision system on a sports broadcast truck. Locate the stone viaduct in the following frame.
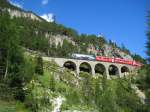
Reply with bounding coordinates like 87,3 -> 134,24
43,57 -> 136,79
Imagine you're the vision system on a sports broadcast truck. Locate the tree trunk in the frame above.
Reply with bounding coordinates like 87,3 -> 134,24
4,50 -> 9,79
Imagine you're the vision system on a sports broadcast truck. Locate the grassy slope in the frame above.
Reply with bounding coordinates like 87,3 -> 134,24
0,100 -> 29,112
0,53 -> 143,112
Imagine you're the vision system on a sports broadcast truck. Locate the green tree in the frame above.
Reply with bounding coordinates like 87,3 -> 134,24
49,43 -> 57,57
98,36 -> 106,56
60,39 -> 77,57
147,10 -> 150,63
49,75 -> 55,92
132,54 -> 147,64
0,13 -> 32,102
81,74 -> 93,106
94,78 -> 102,107
98,78 -> 119,112
35,56 -> 43,75
115,79 -> 141,112
145,9 -> 150,98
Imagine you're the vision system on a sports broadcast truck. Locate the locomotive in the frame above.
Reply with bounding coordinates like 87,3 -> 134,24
71,53 -> 95,60
71,53 -> 142,67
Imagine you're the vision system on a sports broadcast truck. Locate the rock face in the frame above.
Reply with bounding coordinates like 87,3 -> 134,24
52,96 -> 65,112
7,8 -> 42,21
47,34 -> 75,47
103,44 -> 133,60
87,44 -> 133,60
131,85 -> 146,104
45,34 -> 133,60
0,7 -> 42,21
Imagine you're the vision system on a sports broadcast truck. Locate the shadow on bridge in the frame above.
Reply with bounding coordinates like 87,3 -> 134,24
109,65 -> 119,76
79,62 -> 91,74
121,66 -> 129,73
95,63 -> 106,76
63,61 -> 76,71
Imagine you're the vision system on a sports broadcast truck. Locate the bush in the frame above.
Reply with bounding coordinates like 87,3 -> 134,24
35,56 -> 43,75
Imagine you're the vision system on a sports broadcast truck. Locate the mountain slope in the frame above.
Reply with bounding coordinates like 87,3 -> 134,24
0,0 -> 135,60
0,1 -> 149,112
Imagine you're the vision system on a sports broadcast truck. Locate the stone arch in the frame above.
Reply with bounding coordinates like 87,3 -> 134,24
63,61 -> 76,71
95,63 -> 106,75
109,65 -> 119,76
121,66 -> 129,73
79,62 -> 92,73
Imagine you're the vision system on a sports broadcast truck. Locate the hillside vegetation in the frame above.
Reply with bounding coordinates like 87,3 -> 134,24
0,0 -> 150,112
0,0 -> 142,61
1,52 -> 149,112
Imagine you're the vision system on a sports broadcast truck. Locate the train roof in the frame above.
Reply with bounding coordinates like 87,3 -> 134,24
72,53 -> 94,57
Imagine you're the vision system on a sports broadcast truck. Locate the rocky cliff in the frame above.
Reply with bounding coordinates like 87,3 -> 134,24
0,7 -> 42,21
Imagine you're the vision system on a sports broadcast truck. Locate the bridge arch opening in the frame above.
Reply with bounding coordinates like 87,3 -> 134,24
109,65 -> 119,76
95,63 -> 106,75
63,61 -> 76,71
79,62 -> 91,74
121,66 -> 129,73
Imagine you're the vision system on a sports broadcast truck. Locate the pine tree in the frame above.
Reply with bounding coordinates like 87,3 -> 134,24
98,36 -> 106,56
35,56 -> 43,75
0,13 -> 28,101
94,79 -> 102,107
81,75 -> 93,106
146,10 -> 150,63
145,10 -> 150,98
49,75 -> 55,92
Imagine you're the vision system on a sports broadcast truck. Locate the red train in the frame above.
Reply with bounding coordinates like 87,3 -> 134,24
96,56 -> 143,67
